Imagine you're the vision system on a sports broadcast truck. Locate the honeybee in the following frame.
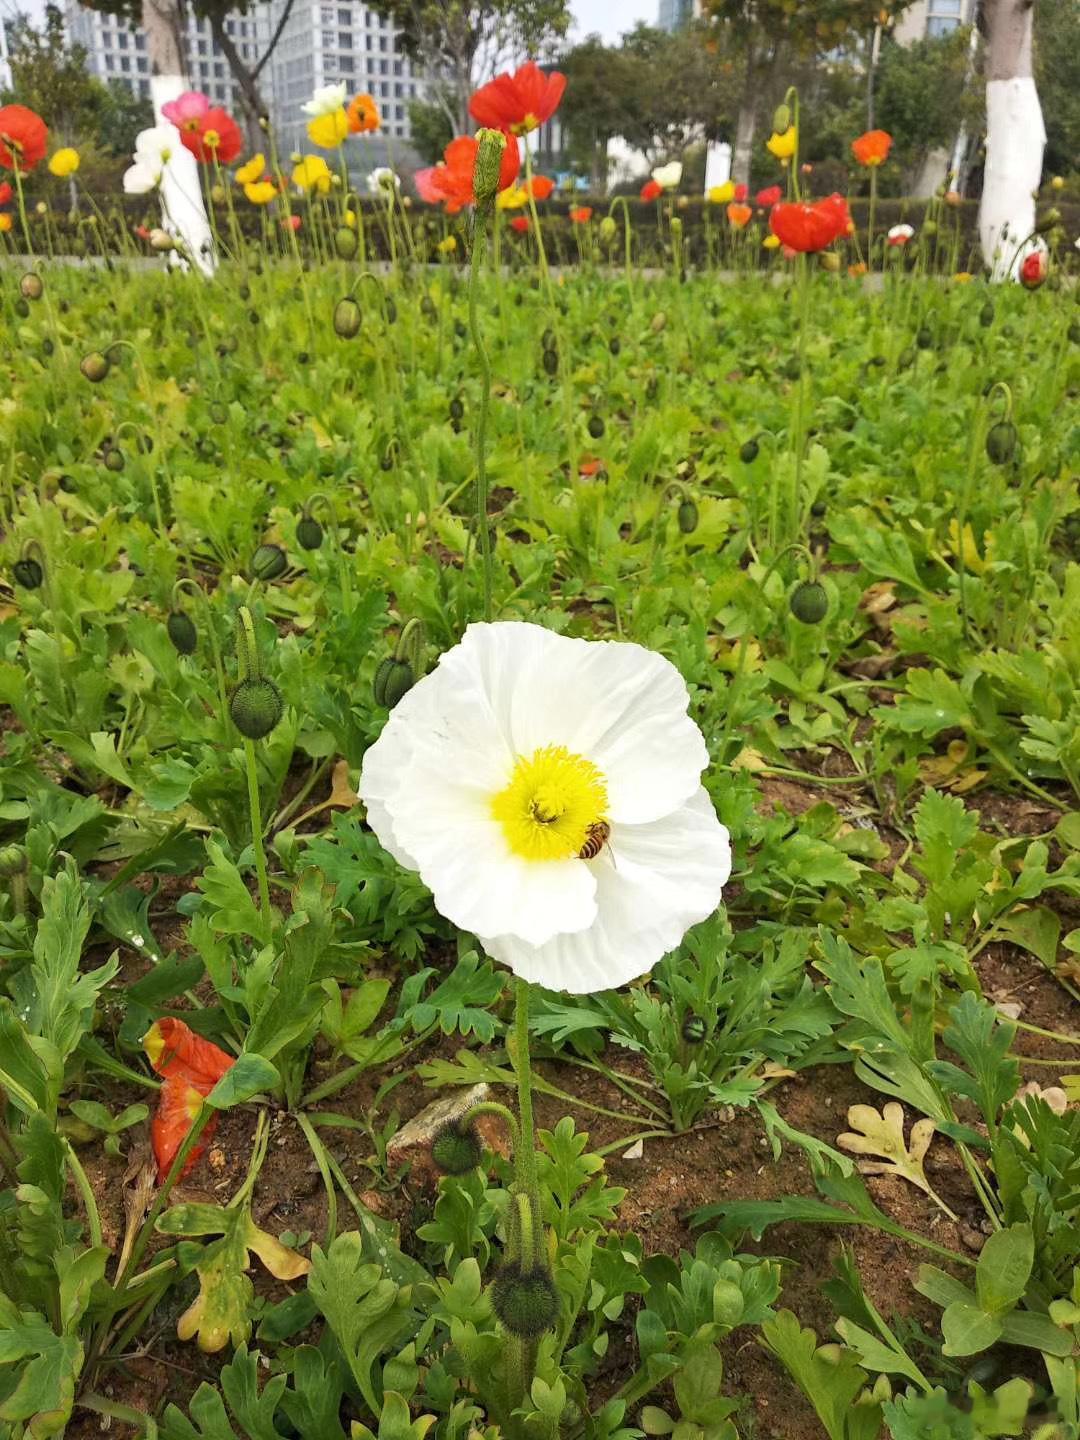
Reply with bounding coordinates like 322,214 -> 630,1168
578,820 -> 612,861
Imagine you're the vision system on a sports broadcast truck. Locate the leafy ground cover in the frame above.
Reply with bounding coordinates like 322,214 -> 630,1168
1,250 -> 1079,1440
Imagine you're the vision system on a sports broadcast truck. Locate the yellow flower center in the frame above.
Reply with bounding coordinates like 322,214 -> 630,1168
512,112 -> 540,137
492,745 -> 607,862
204,129 -> 221,150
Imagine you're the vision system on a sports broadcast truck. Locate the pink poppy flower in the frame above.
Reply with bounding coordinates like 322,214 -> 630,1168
161,91 -> 210,135
414,166 -> 442,204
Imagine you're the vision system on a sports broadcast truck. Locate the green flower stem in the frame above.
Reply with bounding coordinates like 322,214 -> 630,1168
787,253 -> 812,545
468,205 -> 495,623
511,976 -> 539,1198
236,606 -> 274,940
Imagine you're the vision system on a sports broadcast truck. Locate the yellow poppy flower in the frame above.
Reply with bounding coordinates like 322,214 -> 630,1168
436,235 -> 457,254
307,109 -> 349,149
292,155 -> 332,193
707,181 -> 735,204
344,208 -> 357,227
244,180 -> 278,205
48,147 -> 80,178
497,186 -> 529,211
235,154 -> 265,186
762,233 -> 781,250
953,271 -> 973,284
0,213 -> 12,232
766,126 -> 797,161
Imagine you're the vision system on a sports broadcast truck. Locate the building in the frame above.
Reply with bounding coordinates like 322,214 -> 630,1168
61,0 -> 429,165
894,0 -> 976,44
657,0 -> 698,32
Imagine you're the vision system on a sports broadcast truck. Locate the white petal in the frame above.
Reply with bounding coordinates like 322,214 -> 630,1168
445,623 -> 708,824
482,788 -> 731,993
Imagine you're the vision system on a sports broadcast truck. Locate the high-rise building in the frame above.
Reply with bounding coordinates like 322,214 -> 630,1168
894,0 -> 976,43
60,0 -> 428,162
657,0 -> 696,33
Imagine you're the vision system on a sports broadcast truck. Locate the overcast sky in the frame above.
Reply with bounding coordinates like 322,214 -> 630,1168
569,0 -> 656,43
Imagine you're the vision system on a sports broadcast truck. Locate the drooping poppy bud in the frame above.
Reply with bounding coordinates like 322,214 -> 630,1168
19,272 -> 43,301
979,302 -> 994,328
491,1264 -> 560,1339
587,415 -> 605,439
449,394 -> 465,423
740,439 -> 759,464
333,297 -> 362,338
104,447 -> 125,473
296,514 -> 324,550
13,557 -> 43,590
682,1012 -> 706,1043
373,655 -> 414,709
251,543 -> 287,581
229,677 -> 284,739
167,611 -> 198,655
789,580 -> 828,624
677,498 -> 698,534
985,420 -> 1017,465
431,1119 -> 483,1176
80,351 -> 110,383
542,348 -> 558,376
0,843 -> 28,877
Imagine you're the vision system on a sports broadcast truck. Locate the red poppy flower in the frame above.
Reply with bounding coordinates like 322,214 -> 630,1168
425,132 -> 520,214
1020,249 -> 1048,289
510,215 -> 531,233
0,105 -> 48,172
180,107 -> 243,165
135,223 -> 151,240
727,202 -> 753,228
579,457 -> 603,476
570,206 -> 593,224
528,174 -> 555,200
144,1019 -> 234,1182
851,129 -> 892,167
469,61 -> 566,137
755,185 -> 782,207
769,193 -> 851,253
283,214 -> 302,231
733,183 -> 748,202
641,178 -> 663,202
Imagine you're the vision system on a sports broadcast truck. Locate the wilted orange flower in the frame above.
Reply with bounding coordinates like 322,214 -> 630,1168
851,129 -> 892,167
347,92 -> 380,134
144,1019 -> 234,1182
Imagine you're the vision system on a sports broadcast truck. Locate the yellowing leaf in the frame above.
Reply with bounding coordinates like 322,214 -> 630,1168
837,1102 -> 956,1220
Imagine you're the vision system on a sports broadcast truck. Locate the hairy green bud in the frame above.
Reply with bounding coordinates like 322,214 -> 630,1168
473,127 -> 508,211
740,439 -> 759,464
229,677 -> 284,740
0,844 -> 28,878
335,226 -> 358,260
491,1264 -> 560,1340
681,1012 -> 706,1044
985,420 -> 1017,466
789,580 -> 828,625
677,498 -> 698,534
431,1120 -> 482,1176
20,272 -> 43,301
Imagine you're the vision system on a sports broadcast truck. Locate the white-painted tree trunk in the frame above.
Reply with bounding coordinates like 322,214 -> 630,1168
142,0 -> 215,275
978,0 -> 1046,282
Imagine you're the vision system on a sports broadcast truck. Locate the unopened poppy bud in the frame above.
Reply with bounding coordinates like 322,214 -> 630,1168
669,216 -> 682,235
19,272 -> 43,301
979,301 -> 994,328
334,297 -> 362,338
740,438 -> 759,463
210,402 -> 228,424
431,1119 -> 482,1175
677,498 -> 698,534
588,414 -> 605,439
385,297 -> 398,324
14,298 -> 29,318
650,311 -> 667,333
473,127 -> 508,211
210,184 -> 226,205
819,252 -> 841,273
149,228 -> 174,252
296,515 -> 324,550
0,843 -> 27,878
104,448 -> 125,473
449,395 -> 465,423
1036,207 -> 1061,231
80,351 -> 110,383
335,226 -> 358,259
166,611 -> 198,655
13,557 -> 43,590
790,580 -> 828,624
985,420 -> 1017,465
229,677 -> 284,739
773,103 -> 791,134
609,337 -> 621,356
492,1264 -> 560,1339
682,1012 -> 706,1043
599,216 -> 617,242
542,347 -> 558,376
916,326 -> 933,349
373,655 -> 414,709
251,542 -> 287,581
922,219 -> 937,236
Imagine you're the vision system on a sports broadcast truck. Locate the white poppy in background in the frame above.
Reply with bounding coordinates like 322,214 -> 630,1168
123,125 -> 177,193
302,82 -> 348,116
361,622 -> 731,994
123,159 -> 161,194
887,223 -> 915,246
651,161 -> 683,191
367,166 -> 401,197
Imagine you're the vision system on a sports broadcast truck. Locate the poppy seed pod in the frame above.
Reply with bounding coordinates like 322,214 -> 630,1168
229,677 -> 284,740
677,498 -> 698,534
740,439 -> 759,464
251,543 -> 288,581
682,1012 -> 707,1044
587,415 -> 605,439
430,1119 -> 482,1176
166,610 -> 198,655
19,272 -> 43,301
296,515 -> 324,551
790,581 -> 828,624
491,1264 -> 560,1340
373,655 -> 414,709
80,352 -> 110,383
13,557 -> 44,590
985,420 -> 1017,466
333,297 -> 362,339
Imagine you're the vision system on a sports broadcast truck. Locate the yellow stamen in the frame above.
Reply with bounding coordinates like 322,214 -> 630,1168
492,745 -> 607,861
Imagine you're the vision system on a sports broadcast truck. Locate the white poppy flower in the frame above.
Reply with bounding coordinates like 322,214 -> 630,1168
367,166 -> 401,196
651,161 -> 683,191
134,125 -> 177,164
360,622 -> 731,993
887,222 -> 915,246
302,82 -> 348,117
123,158 -> 162,194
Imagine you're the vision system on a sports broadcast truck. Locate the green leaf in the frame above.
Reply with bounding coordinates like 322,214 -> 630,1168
205,1053 -> 280,1109
975,1224 -> 1033,1316
761,1309 -> 879,1440
0,1308 -> 83,1438
940,1301 -> 1004,1357
197,840 -> 266,938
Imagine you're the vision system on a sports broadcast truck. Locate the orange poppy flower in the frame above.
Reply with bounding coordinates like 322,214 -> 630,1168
144,1019 -> 234,1182
579,457 -> 603,476
0,182 -> 11,205
527,174 -> 555,200
570,206 -> 593,224
641,178 -> 663,202
469,61 -> 566,137
510,215 -> 530,233
347,92 -> 380,134
726,202 -> 753,228
769,193 -> 851,253
851,129 -> 892,167
422,131 -> 520,214
0,104 -> 48,172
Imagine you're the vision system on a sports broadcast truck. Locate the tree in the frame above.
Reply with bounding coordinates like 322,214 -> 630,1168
407,98 -> 455,163
700,0 -> 919,184
1,4 -> 109,143
1033,0 -> 1080,179
875,28 -> 979,189
977,0 -> 1044,279
369,0 -> 572,134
